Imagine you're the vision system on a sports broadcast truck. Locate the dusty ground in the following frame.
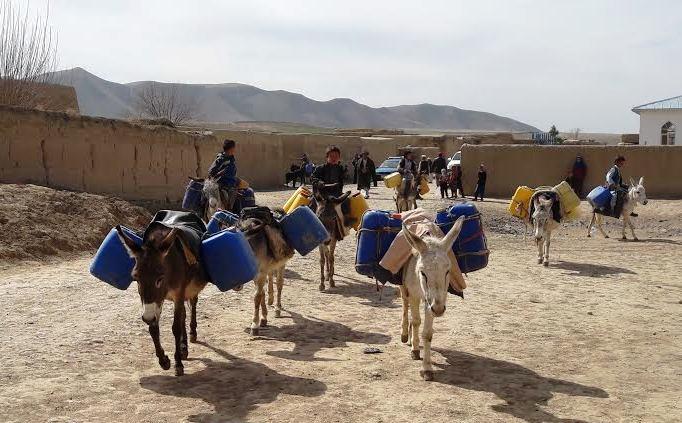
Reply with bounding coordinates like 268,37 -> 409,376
0,184 -> 151,262
1,185 -> 680,423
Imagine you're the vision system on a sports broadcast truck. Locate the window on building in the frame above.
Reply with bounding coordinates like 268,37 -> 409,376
661,122 -> 676,145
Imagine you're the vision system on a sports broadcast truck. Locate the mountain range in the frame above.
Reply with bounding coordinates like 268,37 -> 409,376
48,67 -> 539,132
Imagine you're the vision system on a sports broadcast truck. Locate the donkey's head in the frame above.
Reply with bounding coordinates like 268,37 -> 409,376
313,182 -> 351,229
629,177 -> 648,206
203,178 -> 222,218
402,216 -> 464,317
532,195 -> 554,241
117,225 -> 185,325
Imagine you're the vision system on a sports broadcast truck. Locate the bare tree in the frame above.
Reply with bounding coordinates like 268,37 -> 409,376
134,82 -> 198,126
0,0 -> 58,108
570,127 -> 581,140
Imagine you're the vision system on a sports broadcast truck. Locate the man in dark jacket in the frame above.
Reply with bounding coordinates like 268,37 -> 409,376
432,152 -> 447,185
356,151 -> 376,198
571,155 -> 587,198
207,139 -> 239,209
398,151 -> 419,198
473,163 -> 487,201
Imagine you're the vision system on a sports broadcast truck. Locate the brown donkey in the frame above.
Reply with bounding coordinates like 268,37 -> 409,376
117,224 -> 208,376
313,183 -> 354,291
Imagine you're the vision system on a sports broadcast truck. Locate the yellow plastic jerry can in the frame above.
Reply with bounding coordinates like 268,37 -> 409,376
383,172 -> 402,189
348,193 -> 369,230
508,186 -> 534,220
283,186 -> 311,213
553,181 -> 580,213
418,177 -> 430,195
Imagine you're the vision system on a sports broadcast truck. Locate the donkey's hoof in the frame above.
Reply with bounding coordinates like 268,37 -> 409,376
250,327 -> 260,336
401,334 -> 409,343
420,370 -> 434,381
587,234 -> 591,238
189,334 -> 197,343
329,280 -> 336,288
274,309 -> 282,318
543,261 -> 549,267
260,319 -> 268,328
180,346 -> 189,360
633,237 -> 639,242
159,355 -> 171,370
175,366 -> 184,377
605,235 -> 610,239
411,350 -> 421,360
318,283 -> 325,292
537,258 -> 543,265
267,297 -> 274,306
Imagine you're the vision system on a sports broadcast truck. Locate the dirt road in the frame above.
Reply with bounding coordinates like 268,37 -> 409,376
1,186 -> 680,422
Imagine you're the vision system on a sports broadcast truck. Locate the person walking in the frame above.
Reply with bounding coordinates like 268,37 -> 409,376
432,152 -> 447,186
571,155 -> 587,198
473,164 -> 487,201
356,151 -> 376,198
450,164 -> 464,198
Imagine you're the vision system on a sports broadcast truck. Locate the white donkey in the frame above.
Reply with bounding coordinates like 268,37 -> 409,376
531,193 -> 559,267
400,216 -> 464,381
587,177 -> 648,241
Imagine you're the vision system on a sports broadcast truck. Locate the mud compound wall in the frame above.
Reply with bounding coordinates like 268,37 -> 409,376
0,107 -> 446,202
461,144 -> 682,199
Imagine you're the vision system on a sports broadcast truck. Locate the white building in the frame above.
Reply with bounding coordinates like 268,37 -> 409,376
632,96 -> 680,145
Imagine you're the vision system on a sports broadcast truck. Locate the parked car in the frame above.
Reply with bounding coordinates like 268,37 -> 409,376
447,151 -> 461,169
375,156 -> 402,179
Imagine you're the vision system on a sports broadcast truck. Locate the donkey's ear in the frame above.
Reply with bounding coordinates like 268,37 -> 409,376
629,177 -> 636,187
402,223 -> 427,254
333,191 -> 352,205
441,216 -> 464,251
158,228 -> 179,255
638,176 -> 645,186
116,225 -> 141,257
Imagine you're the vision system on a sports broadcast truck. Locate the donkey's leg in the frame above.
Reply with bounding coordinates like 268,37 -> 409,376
421,304 -> 435,381
251,275 -> 266,335
543,236 -> 551,267
536,238 -> 544,264
318,245 -> 327,291
595,214 -> 609,238
148,322 -> 171,371
172,300 -> 186,376
275,267 -> 284,318
621,215 -> 627,240
400,286 -> 410,343
260,278 -> 269,328
267,272 -> 275,306
188,296 -> 198,343
328,238 -> 337,288
627,215 -> 638,241
409,296 -> 422,360
587,212 -> 596,237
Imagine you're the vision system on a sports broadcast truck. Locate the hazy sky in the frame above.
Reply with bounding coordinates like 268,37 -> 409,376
39,0 -> 682,132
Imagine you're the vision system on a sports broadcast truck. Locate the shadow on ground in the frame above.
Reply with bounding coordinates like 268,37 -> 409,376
248,311 -> 391,362
551,260 -> 636,277
139,342 -> 326,422
433,349 -> 608,423
323,274 -> 400,308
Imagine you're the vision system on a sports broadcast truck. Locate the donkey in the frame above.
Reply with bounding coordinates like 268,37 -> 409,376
395,174 -> 420,212
587,177 -> 648,241
202,178 -> 224,221
400,216 -> 464,381
313,183 -> 353,291
530,193 -> 560,267
116,225 -> 207,376
238,213 -> 295,335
